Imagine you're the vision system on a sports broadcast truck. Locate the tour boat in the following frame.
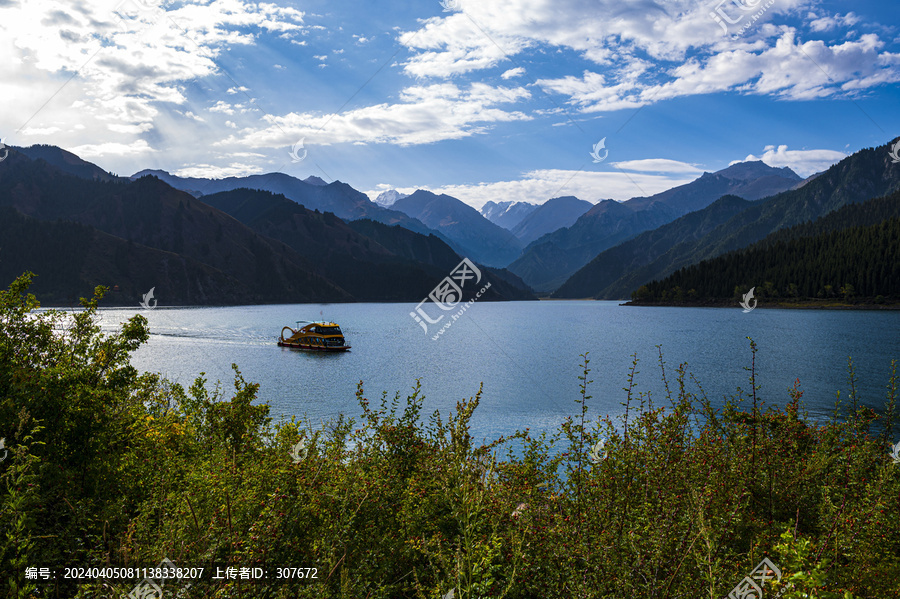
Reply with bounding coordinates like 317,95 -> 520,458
277,321 -> 351,352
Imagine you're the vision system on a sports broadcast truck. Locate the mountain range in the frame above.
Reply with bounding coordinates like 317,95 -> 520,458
554,140 -> 900,299
0,147 -> 534,305
631,188 -> 900,304
130,168 -> 437,238
508,161 -> 804,291
4,138 -> 897,307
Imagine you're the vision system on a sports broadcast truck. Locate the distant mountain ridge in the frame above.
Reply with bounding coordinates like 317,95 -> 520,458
0,147 -> 535,305
481,200 -> 538,230
0,150 -> 352,304
554,140 -> 900,299
15,144 -> 129,183
130,169 -> 444,241
510,196 -> 593,245
508,161 -> 802,291
391,190 -> 525,267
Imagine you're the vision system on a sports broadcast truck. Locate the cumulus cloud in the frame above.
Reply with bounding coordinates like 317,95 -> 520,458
731,144 -> 847,177
0,0 -> 307,153
229,82 -> 532,148
399,0 -> 898,112
70,139 -> 156,158
501,67 -> 525,79
808,12 -> 860,33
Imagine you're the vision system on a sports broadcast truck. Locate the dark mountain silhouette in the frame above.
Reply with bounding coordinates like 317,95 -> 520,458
0,149 -> 351,305
630,189 -> 900,304
199,188 -> 535,301
345,219 -> 534,300
0,206 -> 278,306
552,196 -> 753,298
14,144 -> 128,182
0,147 -> 534,305
130,169 -> 442,239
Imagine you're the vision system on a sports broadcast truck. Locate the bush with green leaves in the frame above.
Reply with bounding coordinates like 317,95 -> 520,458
1,272 -> 898,599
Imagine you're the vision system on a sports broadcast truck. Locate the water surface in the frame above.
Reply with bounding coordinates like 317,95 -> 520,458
92,301 -> 900,442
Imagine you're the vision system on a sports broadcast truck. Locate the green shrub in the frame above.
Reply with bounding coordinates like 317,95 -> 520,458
0,273 -> 898,598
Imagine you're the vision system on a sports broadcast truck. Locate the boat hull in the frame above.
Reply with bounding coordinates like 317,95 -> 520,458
277,341 -> 351,352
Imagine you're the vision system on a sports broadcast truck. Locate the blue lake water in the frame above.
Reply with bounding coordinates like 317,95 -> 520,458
94,301 -> 900,443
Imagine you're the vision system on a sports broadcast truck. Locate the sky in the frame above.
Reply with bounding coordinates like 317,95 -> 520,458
0,0 -> 898,209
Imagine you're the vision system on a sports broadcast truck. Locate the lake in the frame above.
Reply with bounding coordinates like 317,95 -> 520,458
94,301 -> 900,443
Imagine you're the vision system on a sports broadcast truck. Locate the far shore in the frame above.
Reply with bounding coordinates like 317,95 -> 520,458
624,298 -> 900,310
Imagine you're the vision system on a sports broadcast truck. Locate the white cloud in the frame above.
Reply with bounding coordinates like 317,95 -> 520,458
173,162 -> 265,179
537,31 -> 900,111
229,82 -> 532,148
501,67 -> 525,79
399,0 -> 897,111
0,0 -> 307,158
20,126 -> 61,136
209,101 -> 235,115
180,111 -> 205,122
70,139 -> 156,158
108,122 -> 154,134
731,144 -> 847,177
612,159 -> 704,174
808,12 -> 860,33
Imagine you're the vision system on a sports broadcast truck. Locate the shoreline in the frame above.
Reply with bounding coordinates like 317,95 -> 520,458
623,298 -> 900,310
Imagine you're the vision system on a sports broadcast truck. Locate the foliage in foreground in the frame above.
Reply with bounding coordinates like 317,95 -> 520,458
1,272 -> 899,599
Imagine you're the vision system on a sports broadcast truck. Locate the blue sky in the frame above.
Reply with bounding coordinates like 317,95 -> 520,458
1,0 -> 897,208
